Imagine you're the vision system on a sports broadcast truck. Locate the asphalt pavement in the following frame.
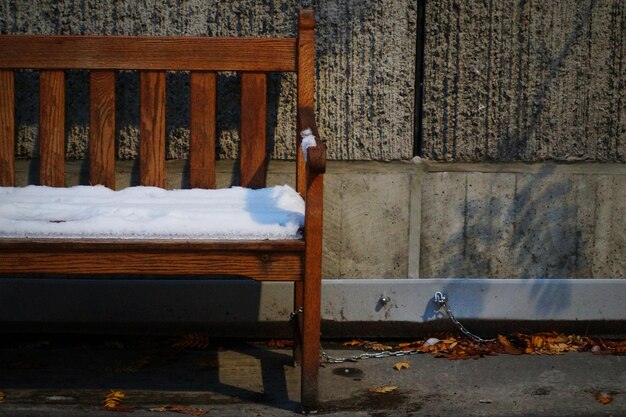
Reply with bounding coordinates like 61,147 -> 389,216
0,334 -> 624,416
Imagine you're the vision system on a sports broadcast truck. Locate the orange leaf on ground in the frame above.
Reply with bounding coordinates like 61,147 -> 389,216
342,340 -> 364,347
369,385 -> 398,394
267,339 -> 293,348
171,333 -> 210,350
102,390 -> 133,412
397,341 -> 420,348
497,335 -> 524,355
370,342 -> 393,351
595,392 -> 613,405
393,361 -> 411,371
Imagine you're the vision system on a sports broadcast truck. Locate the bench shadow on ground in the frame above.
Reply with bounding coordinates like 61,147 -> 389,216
0,334 -> 300,412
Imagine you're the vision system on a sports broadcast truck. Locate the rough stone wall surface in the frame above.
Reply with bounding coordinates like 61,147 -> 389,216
422,0 -> 626,162
0,0 -> 417,161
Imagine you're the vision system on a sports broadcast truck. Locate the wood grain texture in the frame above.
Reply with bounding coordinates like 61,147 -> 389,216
39,70 -> 65,187
0,36 -> 297,72
240,72 -> 267,189
0,252 -> 303,280
140,70 -> 166,187
190,71 -> 217,189
0,70 -> 14,186
301,163 -> 323,412
89,70 -> 116,188
0,239 -> 305,280
296,10 -> 315,197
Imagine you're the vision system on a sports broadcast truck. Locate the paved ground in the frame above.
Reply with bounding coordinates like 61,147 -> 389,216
0,335 -> 624,416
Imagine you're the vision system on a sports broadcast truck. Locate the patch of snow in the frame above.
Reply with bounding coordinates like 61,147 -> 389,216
300,128 -> 317,161
0,185 -> 305,240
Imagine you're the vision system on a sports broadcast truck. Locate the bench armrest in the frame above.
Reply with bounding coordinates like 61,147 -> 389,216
298,107 -> 326,175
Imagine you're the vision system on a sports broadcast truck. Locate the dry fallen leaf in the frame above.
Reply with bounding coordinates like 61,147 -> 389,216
369,385 -> 398,394
267,339 -> 293,348
498,335 -> 524,355
369,342 -> 393,351
149,405 -> 208,416
594,392 -> 613,405
102,390 -> 132,412
171,333 -> 210,350
381,332 -> 626,362
393,361 -> 411,371
342,340 -> 364,347
397,341 -> 421,348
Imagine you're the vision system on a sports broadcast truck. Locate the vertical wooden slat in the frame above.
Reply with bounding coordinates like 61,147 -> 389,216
0,70 -> 14,186
240,72 -> 267,189
39,70 -> 65,187
296,10 -> 315,198
190,71 -> 217,189
140,70 -> 166,187
89,70 -> 116,189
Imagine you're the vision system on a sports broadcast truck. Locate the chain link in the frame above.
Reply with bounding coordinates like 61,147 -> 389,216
289,307 -> 303,322
313,291 -> 495,364
433,292 -> 496,344
320,346 -> 423,363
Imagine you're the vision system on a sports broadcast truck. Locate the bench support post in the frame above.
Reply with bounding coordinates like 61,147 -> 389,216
300,170 -> 323,413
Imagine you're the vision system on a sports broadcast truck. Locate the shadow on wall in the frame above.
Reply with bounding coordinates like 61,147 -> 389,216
420,164 -> 591,318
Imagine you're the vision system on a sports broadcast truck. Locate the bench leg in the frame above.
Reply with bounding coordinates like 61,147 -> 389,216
300,274 -> 321,413
293,281 -> 304,366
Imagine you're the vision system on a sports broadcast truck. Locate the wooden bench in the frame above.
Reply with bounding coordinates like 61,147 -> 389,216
0,9 -> 325,413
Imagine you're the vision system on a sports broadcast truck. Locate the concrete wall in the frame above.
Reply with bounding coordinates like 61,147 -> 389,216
422,0 -> 626,162
418,162 -> 625,278
2,1 -> 624,162
14,160 -> 625,279
3,2 -> 625,278
0,0 -> 417,161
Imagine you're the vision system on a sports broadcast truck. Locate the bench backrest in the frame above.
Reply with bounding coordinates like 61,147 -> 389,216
0,10 -> 315,194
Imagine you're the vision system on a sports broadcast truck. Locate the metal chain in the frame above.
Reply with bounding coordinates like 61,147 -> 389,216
433,292 -> 496,344
320,346 -> 423,363
290,291 -> 495,364
289,291 -> 496,364
289,307 -> 303,322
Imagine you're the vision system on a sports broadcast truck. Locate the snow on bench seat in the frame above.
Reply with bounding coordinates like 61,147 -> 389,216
0,185 -> 305,240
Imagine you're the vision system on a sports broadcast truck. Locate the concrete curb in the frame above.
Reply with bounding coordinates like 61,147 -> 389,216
1,278 -> 624,337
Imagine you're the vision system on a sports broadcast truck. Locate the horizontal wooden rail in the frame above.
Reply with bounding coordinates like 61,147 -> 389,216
0,239 -> 306,252
0,239 -> 305,281
0,36 -> 297,72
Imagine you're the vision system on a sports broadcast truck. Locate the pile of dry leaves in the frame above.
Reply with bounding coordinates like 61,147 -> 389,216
342,332 -> 626,360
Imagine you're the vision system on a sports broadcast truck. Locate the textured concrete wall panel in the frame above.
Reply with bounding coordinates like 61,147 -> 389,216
420,165 -> 626,278
422,0 -> 625,162
0,0 -> 416,161
315,2 -> 416,159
